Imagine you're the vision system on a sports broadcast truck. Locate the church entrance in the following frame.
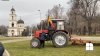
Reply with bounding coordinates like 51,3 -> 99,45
12,33 -> 14,36
11,30 -> 14,36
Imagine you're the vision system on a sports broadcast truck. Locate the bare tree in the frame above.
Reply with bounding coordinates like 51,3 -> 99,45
67,0 -> 80,34
49,4 -> 64,19
79,0 -> 99,35
0,25 -> 7,36
22,26 -> 30,36
69,0 -> 99,35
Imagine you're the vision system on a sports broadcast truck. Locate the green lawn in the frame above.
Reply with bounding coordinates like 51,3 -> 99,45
4,40 -> 100,56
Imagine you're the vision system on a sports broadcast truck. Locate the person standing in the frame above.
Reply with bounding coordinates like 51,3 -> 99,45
39,32 -> 47,48
0,42 -> 4,56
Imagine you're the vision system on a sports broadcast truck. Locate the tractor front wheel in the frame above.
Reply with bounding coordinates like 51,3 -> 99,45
30,38 -> 40,48
52,31 -> 68,48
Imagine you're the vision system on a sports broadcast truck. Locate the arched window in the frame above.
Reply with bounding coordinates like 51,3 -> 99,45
12,23 -> 14,27
12,16 -> 13,20
12,11 -> 13,14
11,30 -> 14,32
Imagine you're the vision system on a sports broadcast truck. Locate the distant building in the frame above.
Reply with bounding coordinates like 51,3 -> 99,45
8,7 -> 25,36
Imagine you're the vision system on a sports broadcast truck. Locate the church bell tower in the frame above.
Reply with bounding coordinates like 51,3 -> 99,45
8,7 -> 18,36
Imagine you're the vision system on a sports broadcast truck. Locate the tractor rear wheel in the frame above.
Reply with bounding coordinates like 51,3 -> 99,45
52,31 -> 68,48
30,38 -> 40,48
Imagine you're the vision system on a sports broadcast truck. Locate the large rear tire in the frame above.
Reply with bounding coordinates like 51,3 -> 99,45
30,38 -> 40,48
52,31 -> 69,48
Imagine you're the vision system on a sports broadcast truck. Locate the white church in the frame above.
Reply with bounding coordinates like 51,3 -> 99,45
8,7 -> 26,36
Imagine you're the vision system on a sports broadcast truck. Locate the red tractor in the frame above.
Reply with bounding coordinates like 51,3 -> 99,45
30,18 -> 69,48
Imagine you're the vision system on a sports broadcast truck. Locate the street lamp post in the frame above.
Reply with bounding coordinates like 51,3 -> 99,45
38,10 -> 42,31
31,25 -> 33,37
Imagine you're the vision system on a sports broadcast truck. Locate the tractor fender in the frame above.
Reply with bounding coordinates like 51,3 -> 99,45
55,30 -> 68,34
52,30 -> 69,39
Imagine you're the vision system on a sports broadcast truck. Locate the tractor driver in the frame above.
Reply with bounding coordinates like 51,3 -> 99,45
39,32 -> 47,48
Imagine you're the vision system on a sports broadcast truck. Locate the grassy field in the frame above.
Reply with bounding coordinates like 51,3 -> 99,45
4,40 -> 100,56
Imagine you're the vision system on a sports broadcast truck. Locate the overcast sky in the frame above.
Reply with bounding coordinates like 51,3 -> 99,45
0,0 -> 71,26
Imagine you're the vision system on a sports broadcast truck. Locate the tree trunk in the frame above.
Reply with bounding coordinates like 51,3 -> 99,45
87,21 -> 92,35
82,26 -> 86,35
93,27 -> 96,35
74,15 -> 77,34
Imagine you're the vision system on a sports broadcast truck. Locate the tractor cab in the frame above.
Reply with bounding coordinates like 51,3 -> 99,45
51,19 -> 65,30
48,19 -> 67,40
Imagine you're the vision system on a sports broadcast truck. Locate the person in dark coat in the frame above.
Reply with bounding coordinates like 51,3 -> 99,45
39,32 -> 47,48
0,42 -> 4,56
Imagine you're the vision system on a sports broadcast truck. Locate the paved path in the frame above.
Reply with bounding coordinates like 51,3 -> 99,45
71,35 -> 100,42
1,37 -> 32,56
1,37 -> 31,43
3,49 -> 10,56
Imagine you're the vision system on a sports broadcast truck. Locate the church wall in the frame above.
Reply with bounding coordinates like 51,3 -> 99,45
8,29 -> 18,36
17,24 -> 25,36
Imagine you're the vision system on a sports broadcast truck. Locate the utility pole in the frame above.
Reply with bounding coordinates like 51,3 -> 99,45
38,10 -> 42,31
31,25 -> 33,37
